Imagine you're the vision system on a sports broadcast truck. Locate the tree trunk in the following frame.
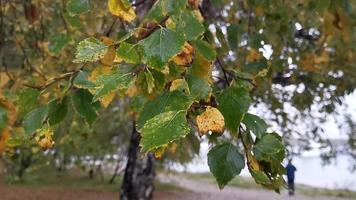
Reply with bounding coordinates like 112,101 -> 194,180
120,120 -> 155,200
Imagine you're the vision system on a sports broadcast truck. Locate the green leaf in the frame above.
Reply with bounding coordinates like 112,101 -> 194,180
208,143 -> 245,189
192,40 -> 216,61
48,34 -> 71,54
250,169 -> 271,185
17,88 -> 40,119
93,69 -> 133,102
6,138 -> 23,148
116,42 -> 140,64
63,12 -> 83,29
215,27 -> 229,55
253,133 -> 285,162
67,0 -> 90,16
242,113 -> 267,139
47,97 -> 69,125
140,110 -> 190,152
139,28 -> 185,70
227,24 -> 242,50
144,0 -> 165,22
0,106 -> 7,131
73,37 -> 108,63
186,74 -> 211,101
73,70 -> 96,89
217,86 -> 251,133
71,89 -> 98,125
144,0 -> 187,22
172,11 -> 205,41
241,58 -> 268,76
145,70 -> 155,94
165,0 -> 187,15
137,91 -> 193,130
23,106 -> 48,135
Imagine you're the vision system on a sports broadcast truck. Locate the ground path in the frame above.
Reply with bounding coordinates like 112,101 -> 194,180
157,173 -> 355,200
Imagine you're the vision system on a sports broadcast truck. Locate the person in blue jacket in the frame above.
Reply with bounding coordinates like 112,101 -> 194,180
286,159 -> 297,196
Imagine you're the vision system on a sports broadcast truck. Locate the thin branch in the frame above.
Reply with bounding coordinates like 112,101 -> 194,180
216,57 -> 230,85
23,71 -> 76,91
105,18 -> 118,36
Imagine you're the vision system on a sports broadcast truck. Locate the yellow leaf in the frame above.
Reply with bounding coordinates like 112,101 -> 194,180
188,0 -> 200,9
165,18 -> 176,29
0,96 -> 17,126
153,144 -> 168,159
170,79 -> 190,94
169,142 -> 178,154
108,0 -> 136,22
0,72 -> 10,88
125,82 -> 139,98
248,154 -> 261,171
98,92 -> 116,108
171,42 -> 195,66
196,106 -> 225,136
0,95 -> 17,154
191,53 -> 213,84
113,55 -> 123,63
0,129 -> 10,155
161,66 -> 170,75
246,48 -> 262,62
36,125 -> 55,150
101,46 -> 116,65
100,36 -> 116,66
192,10 -> 204,23
88,66 -> 116,107
88,66 -> 112,83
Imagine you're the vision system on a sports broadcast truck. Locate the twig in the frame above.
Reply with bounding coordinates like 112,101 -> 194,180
216,57 -> 230,85
105,18 -> 118,36
23,71 -> 76,91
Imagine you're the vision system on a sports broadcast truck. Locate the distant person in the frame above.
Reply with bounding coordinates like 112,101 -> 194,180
286,159 -> 297,196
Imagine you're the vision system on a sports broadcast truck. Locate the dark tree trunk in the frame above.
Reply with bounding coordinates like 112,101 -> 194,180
120,120 -> 155,200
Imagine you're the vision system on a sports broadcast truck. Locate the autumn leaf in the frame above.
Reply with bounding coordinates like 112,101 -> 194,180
35,125 -> 55,150
88,66 -> 116,107
170,78 -> 190,94
171,42 -> 195,66
108,0 -> 136,22
100,36 -> 117,66
188,0 -> 200,9
246,48 -> 262,62
196,106 -> 225,135
0,97 -> 17,154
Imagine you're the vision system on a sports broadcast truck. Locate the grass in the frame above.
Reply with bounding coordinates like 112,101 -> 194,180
3,166 -> 120,192
175,171 -> 356,199
1,165 -> 186,194
298,184 -> 356,199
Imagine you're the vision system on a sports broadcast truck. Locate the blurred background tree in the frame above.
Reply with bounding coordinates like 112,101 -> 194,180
0,0 -> 356,200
